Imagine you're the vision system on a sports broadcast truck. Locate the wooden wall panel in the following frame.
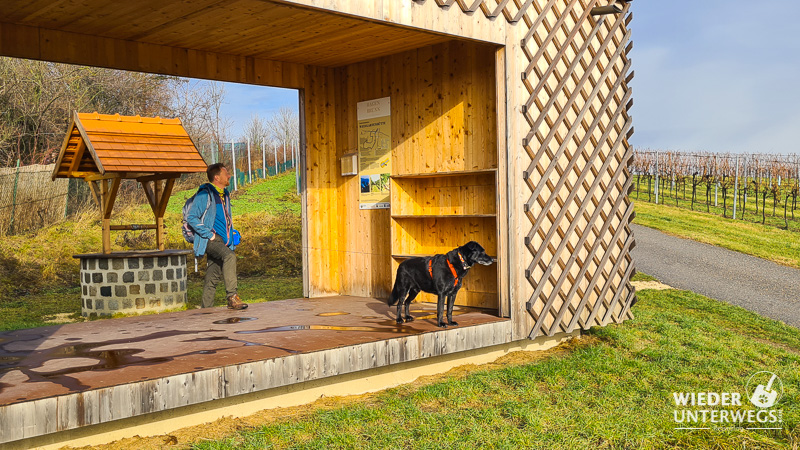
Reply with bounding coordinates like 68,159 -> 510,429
304,66 -> 341,296
305,41 -> 501,306
392,42 -> 498,175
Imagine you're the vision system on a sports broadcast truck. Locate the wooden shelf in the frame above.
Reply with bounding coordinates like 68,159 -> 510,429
391,214 -> 496,219
391,169 -> 497,179
393,254 -> 498,262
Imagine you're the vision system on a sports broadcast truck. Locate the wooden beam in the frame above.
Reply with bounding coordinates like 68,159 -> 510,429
100,179 -> 110,254
109,224 -> 158,231
135,173 -> 181,184
87,180 -> 101,208
141,180 -> 157,212
155,178 -> 176,251
103,176 -> 122,220
84,173 -> 118,182
51,122 -> 77,180
67,139 -> 87,174
156,178 -> 176,218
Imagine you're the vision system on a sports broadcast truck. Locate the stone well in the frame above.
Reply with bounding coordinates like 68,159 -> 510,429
74,250 -> 192,317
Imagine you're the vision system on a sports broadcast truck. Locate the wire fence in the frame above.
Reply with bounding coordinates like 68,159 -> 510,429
0,163 -> 70,235
198,141 -> 298,191
0,140 -> 299,236
632,150 -> 800,231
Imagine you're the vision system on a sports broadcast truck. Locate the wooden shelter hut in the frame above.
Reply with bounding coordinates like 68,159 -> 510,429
0,0 -> 636,446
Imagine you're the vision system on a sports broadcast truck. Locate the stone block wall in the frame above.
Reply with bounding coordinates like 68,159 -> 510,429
78,252 -> 190,317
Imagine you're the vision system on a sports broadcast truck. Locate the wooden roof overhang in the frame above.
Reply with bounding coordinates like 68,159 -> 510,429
0,0 -> 501,72
53,112 -> 207,253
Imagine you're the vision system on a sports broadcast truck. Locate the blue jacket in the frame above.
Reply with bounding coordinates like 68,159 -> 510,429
186,183 -> 235,257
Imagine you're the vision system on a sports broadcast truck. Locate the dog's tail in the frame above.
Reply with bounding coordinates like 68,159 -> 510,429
388,279 -> 401,306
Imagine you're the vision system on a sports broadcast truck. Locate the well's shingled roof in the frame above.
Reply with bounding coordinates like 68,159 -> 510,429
52,112 -> 207,179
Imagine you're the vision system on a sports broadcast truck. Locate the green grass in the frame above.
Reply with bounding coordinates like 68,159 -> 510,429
631,271 -> 658,282
0,172 -> 302,331
185,275 -> 303,309
191,286 -> 800,449
632,175 -> 800,232
633,200 -> 800,269
165,171 -> 301,217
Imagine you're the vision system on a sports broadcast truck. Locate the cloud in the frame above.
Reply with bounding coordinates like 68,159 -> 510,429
630,0 -> 800,153
217,82 -> 299,141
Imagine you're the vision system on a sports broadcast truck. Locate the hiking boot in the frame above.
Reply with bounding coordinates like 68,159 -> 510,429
226,294 -> 248,310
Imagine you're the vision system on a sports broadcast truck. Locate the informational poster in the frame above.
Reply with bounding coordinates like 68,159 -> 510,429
357,97 -> 391,210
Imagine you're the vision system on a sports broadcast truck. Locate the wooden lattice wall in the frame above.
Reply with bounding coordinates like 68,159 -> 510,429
517,1 -> 636,338
428,0 -> 638,338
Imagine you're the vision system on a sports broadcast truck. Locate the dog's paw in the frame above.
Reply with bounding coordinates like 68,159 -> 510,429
448,321 -> 458,327
396,317 -> 405,324
437,321 -> 448,328
404,315 -> 415,322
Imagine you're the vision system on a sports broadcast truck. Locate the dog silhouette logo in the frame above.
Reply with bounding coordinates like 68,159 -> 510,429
746,371 -> 783,409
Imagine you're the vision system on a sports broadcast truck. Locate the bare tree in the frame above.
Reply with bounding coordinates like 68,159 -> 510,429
266,107 -> 299,166
0,57 -> 179,166
204,82 -> 232,164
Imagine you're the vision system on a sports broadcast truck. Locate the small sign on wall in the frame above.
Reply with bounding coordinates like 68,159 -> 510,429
357,97 -> 391,210
341,152 -> 358,176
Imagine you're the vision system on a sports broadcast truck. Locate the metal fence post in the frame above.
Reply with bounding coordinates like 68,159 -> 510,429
231,142 -> 238,191
273,141 -> 278,175
9,159 -> 21,235
655,151 -> 659,205
282,138 -> 287,173
247,138 -> 252,184
733,155 -> 740,220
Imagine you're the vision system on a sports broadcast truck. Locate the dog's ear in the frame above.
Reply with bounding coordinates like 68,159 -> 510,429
464,241 -> 484,254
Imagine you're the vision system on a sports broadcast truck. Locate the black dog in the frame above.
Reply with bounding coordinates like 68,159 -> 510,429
389,241 -> 494,328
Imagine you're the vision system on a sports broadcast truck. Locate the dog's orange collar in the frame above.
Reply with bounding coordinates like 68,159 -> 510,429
457,252 -> 470,269
428,259 -> 460,287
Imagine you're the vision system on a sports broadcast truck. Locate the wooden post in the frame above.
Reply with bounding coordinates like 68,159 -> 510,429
158,178 -> 175,251
262,138 -> 266,178
154,180 -> 162,250
294,139 -> 300,194
102,176 -> 121,254
139,176 -> 176,251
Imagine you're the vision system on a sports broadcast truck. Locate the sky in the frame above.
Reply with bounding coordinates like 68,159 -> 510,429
215,82 -> 298,141
212,0 -> 800,154
630,0 -> 800,153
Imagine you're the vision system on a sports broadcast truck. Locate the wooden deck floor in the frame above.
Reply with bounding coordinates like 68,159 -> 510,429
0,296 -> 509,444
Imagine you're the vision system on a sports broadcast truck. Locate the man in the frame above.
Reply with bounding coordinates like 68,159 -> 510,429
186,163 -> 248,310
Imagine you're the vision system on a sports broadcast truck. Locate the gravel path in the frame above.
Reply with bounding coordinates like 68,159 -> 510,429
631,224 -> 800,329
